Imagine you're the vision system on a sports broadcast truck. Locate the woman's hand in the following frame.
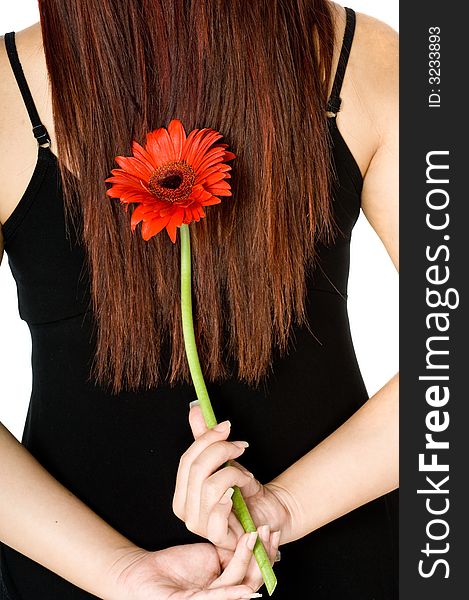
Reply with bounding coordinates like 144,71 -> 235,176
173,405 -> 293,551
111,528 -> 277,600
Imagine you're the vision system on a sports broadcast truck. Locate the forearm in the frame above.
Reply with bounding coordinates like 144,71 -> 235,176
0,421 -> 139,599
269,373 -> 399,544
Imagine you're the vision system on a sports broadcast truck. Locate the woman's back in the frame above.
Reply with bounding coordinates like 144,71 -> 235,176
0,3 -> 398,598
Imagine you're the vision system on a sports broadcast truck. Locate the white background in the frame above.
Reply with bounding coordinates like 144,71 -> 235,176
0,1 -> 399,440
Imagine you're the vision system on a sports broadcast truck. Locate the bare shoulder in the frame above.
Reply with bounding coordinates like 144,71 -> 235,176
0,22 -> 49,226
0,31 -> 17,135
351,9 -> 398,136
326,2 -> 398,174
0,23 -> 44,133
329,3 -> 398,70
353,10 -> 398,60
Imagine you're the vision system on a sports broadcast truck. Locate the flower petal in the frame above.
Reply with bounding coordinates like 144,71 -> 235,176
205,178 -> 231,190
158,205 -> 178,217
191,130 -> 224,170
200,196 -> 222,206
214,145 -> 237,162
195,147 -> 229,174
106,186 -> 154,204
184,207 -> 194,222
105,170 -> 146,189
181,128 -> 203,165
115,156 -> 152,180
165,210 -> 184,243
205,186 -> 232,197
167,119 -> 187,160
142,215 -> 170,240
195,163 -> 231,185
186,204 -> 199,220
183,128 -> 221,167
224,151 -> 236,161
190,184 -> 213,203
146,128 -> 175,163
131,141 -> 158,171
131,204 -> 153,230
201,171 -> 229,187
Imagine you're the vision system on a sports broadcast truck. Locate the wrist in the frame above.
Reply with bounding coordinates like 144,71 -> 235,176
101,544 -> 148,600
264,480 -> 303,545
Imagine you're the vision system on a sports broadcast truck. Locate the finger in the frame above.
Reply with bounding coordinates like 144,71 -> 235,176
205,488 -> 244,551
192,585 -> 261,600
205,488 -> 238,550
243,525 -> 272,590
204,487 -> 253,550
269,530 -> 281,565
260,524 -> 272,554
185,458 -> 251,535
189,403 -> 209,440
228,511 -> 246,540
173,421 -> 232,518
199,465 -> 253,523
209,532 -> 259,588
229,460 -> 263,497
257,526 -> 280,568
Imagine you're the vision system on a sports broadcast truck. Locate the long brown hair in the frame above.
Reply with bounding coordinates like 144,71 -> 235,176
38,0 -> 336,393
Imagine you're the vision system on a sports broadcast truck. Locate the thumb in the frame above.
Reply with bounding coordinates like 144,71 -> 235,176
188,402 -> 209,440
230,460 -> 263,497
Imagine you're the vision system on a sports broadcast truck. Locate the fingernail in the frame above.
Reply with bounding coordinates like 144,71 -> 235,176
246,531 -> 258,550
232,440 -> 249,449
242,595 -> 263,599
189,400 -> 200,409
220,487 -> 235,504
213,420 -> 231,432
258,524 -> 270,539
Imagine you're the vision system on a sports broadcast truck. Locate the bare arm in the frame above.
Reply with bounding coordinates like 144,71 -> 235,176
0,413 -> 140,597
269,375 -> 398,542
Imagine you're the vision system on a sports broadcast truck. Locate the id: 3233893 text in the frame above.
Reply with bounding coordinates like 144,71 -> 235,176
428,27 -> 441,108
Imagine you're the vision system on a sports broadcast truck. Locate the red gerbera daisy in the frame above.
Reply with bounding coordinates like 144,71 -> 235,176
105,119 -> 236,243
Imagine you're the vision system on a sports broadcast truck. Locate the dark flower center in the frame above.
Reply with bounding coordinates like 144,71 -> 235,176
159,174 -> 183,189
148,161 -> 196,203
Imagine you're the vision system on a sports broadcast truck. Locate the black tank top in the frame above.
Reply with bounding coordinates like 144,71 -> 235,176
1,9 -> 397,599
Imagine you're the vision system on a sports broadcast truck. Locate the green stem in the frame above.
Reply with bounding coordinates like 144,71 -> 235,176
180,223 -> 277,596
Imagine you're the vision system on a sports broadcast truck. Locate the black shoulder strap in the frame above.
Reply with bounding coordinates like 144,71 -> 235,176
327,7 -> 356,115
4,31 -> 51,147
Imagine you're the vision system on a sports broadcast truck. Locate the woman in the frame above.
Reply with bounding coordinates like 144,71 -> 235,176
0,1 -> 398,598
